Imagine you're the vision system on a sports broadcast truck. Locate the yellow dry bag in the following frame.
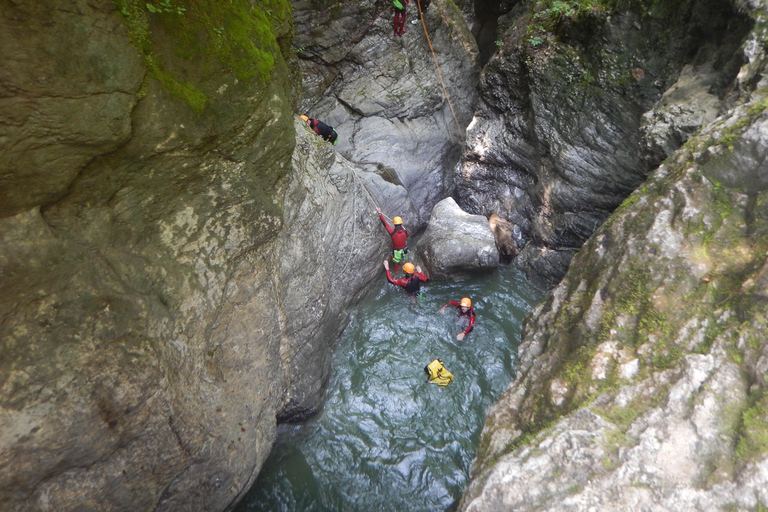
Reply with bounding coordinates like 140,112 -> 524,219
424,359 -> 454,387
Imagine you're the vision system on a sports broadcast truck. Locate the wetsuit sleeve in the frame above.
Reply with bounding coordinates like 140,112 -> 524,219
415,272 -> 428,283
442,301 -> 460,308
463,310 -> 476,335
385,268 -> 408,287
379,213 -> 394,235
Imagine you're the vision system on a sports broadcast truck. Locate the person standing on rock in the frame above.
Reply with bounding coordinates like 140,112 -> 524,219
377,207 -> 409,273
383,260 -> 428,297
300,115 -> 338,145
411,0 -> 430,24
392,0 -> 410,36
440,297 -> 476,340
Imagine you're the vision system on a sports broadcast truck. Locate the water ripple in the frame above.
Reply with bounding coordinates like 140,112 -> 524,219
236,266 -> 544,512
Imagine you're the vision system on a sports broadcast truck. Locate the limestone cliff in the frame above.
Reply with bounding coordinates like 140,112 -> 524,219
458,0 -> 768,510
456,0 -> 754,287
293,0 -> 480,224
0,0 -> 479,510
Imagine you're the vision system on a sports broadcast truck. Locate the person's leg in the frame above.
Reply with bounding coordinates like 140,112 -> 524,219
398,11 -> 407,34
393,9 -> 400,35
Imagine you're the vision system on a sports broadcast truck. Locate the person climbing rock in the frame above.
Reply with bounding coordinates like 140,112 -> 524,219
300,115 -> 338,145
383,260 -> 428,296
411,0 -> 430,23
440,297 -> 476,340
392,0 -> 410,36
377,206 -> 409,273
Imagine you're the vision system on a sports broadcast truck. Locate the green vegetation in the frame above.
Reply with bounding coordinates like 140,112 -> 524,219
735,390 -> 768,464
529,0 -> 689,32
526,0 -> 614,39
114,0 -> 292,112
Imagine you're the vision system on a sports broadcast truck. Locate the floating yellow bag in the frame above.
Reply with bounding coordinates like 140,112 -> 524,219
424,359 -> 454,387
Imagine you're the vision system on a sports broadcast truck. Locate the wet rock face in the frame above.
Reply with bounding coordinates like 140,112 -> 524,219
455,0 -> 753,287
459,1 -> 768,508
0,0 -> 480,510
0,1 -> 299,510
0,1 -> 145,218
415,197 -> 499,276
293,0 -> 481,225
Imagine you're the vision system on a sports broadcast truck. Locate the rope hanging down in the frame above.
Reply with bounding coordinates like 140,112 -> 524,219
415,1 -> 465,143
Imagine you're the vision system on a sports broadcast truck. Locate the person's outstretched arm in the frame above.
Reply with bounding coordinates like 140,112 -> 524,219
376,207 -> 393,234
383,260 -> 407,286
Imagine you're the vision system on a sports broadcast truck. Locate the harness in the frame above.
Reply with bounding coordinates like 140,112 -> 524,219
391,248 -> 409,263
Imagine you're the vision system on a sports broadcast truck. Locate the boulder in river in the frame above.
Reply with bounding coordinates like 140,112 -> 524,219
416,197 -> 499,277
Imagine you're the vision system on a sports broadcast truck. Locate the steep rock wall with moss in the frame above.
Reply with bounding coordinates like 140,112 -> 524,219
459,1 -> 768,510
456,0 -> 754,287
0,0 -> 483,510
0,1 -> 306,511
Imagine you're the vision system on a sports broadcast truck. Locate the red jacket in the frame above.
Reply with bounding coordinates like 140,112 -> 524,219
379,213 -> 408,250
442,301 -> 476,335
386,268 -> 428,295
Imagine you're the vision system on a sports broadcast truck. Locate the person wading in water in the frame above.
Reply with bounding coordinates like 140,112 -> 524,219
383,261 -> 428,299
440,297 -> 476,340
377,207 -> 409,274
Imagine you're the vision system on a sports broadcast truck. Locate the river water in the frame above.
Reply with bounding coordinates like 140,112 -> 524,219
235,266 -> 544,512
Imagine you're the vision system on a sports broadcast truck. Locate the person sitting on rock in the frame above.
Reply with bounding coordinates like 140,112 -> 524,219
392,0 -> 410,36
411,0 -> 430,24
377,207 -> 410,273
440,297 -> 476,340
384,260 -> 428,296
300,115 -> 338,145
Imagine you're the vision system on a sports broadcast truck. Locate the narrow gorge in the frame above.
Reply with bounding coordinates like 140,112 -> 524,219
1,0 -> 767,511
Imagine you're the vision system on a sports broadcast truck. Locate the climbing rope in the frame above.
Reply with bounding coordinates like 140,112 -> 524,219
415,1 -> 465,143
338,160 -> 400,276
354,169 -> 389,220
338,166 -> 360,276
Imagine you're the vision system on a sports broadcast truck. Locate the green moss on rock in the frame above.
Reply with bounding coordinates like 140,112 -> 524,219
114,0 -> 293,112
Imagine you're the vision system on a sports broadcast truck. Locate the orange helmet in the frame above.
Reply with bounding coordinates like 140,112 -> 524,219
402,262 -> 415,274
300,115 -> 309,122
393,216 -> 403,225
460,297 -> 471,308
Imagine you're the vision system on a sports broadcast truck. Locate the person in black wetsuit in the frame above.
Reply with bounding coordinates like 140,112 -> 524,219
412,0 -> 430,23
300,115 -> 338,145
383,260 -> 428,296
